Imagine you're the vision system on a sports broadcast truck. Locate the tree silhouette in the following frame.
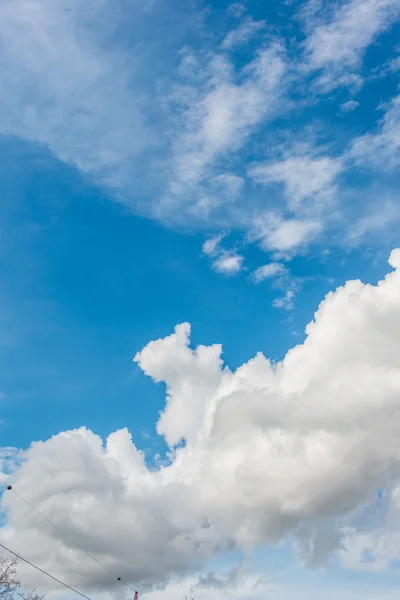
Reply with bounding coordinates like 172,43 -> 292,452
0,558 -> 46,600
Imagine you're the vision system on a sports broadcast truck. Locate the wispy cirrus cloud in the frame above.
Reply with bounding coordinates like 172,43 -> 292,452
252,262 -> 298,311
221,17 -> 266,50
249,151 -> 343,216
302,0 -> 400,90
340,100 -> 360,113
250,213 -> 323,255
162,40 -> 288,221
202,233 -> 226,257
349,94 -> 400,169
252,262 -> 286,283
0,0 -> 400,290
0,0 -> 152,190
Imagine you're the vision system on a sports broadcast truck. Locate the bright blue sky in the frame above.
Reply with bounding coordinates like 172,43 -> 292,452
0,136 -> 392,450
1,0 -> 400,599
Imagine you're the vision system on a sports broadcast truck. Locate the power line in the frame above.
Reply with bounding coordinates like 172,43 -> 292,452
0,480 -> 136,593
1,480 -> 120,580
0,541 -> 94,600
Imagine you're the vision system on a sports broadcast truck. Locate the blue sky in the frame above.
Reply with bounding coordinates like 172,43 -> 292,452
1,0 -> 400,599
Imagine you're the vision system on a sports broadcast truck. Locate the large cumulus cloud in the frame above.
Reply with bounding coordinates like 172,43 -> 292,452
2,250 -> 400,592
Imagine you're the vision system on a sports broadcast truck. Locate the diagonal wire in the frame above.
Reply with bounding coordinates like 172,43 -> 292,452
0,479 -> 136,593
0,541 -> 94,600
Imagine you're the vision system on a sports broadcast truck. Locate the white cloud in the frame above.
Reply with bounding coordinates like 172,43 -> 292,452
222,18 -> 266,50
211,173 -> 244,201
212,253 -> 244,275
163,41 -> 287,219
252,263 -> 286,283
303,0 -> 400,89
202,233 -> 226,257
251,213 -> 322,254
337,484 -> 400,573
142,569 -> 276,600
339,528 -> 400,572
202,233 -> 244,277
349,94 -> 400,169
252,262 -> 297,309
0,0 -> 397,268
142,565 -> 400,600
227,3 -> 247,19
379,54 -> 400,74
3,250 -> 400,592
0,0 -> 151,191
340,100 -> 360,113
305,0 -> 400,69
346,199 -> 400,244
249,153 -> 342,214
0,0 -> 289,242
0,0 -> 398,286
273,289 -> 295,311
0,447 -> 21,481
